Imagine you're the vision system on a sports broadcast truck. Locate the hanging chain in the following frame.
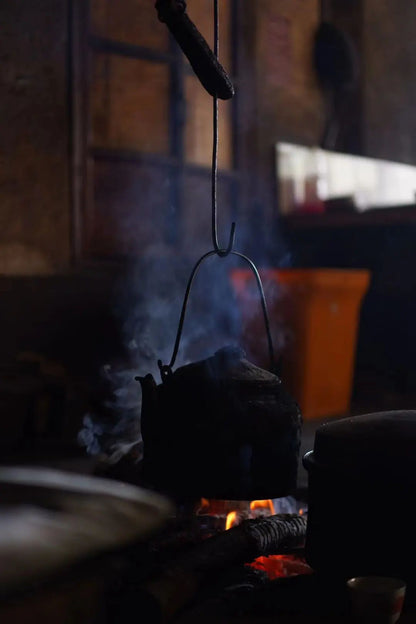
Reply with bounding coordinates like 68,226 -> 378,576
158,0 -> 275,381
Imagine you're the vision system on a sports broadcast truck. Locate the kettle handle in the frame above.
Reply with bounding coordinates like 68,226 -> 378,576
158,250 -> 276,382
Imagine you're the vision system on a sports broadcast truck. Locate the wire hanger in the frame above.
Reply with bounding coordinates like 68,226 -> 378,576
157,0 -> 276,381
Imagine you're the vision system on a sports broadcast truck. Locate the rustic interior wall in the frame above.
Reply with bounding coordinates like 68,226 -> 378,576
240,0 -> 323,259
324,0 -> 363,156
0,0 -> 71,275
363,0 -> 416,164
248,0 -> 416,214
2,1 -> 416,277
255,0 -> 323,147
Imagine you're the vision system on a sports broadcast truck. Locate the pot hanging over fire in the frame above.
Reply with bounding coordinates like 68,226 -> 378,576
138,346 -> 301,501
136,1 -> 301,502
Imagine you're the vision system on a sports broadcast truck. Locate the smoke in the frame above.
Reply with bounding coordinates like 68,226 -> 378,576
77,362 -> 143,463
77,236 -> 295,461
77,148 -> 294,461
77,237 -> 295,461
78,243 -> 248,461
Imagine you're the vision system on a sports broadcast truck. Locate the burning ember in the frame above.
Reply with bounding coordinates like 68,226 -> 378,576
249,554 -> 313,579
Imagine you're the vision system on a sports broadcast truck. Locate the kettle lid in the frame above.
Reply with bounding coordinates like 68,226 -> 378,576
171,345 -> 281,386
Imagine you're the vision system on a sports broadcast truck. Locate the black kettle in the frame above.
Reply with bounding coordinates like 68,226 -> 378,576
138,346 -> 302,501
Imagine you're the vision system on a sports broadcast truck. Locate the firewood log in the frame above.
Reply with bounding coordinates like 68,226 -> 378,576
130,514 -> 307,622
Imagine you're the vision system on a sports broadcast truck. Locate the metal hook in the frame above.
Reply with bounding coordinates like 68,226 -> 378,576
211,91 -> 236,258
214,222 -> 236,257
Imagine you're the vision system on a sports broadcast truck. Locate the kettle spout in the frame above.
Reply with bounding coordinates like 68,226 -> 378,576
135,373 -> 157,405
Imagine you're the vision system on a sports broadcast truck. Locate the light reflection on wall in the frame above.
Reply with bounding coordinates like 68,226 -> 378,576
276,142 -> 416,214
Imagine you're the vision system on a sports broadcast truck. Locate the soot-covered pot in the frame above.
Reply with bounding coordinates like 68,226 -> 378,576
303,410 -> 416,584
138,346 -> 302,501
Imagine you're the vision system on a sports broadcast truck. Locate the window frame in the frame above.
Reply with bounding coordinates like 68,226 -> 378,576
71,0 -> 242,263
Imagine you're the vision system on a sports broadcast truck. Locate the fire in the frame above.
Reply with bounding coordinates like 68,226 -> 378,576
225,510 -> 238,530
225,499 -> 275,530
250,499 -> 275,514
198,498 -> 210,513
196,499 -> 247,517
196,497 -> 306,534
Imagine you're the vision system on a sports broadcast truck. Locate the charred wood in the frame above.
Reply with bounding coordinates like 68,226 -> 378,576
131,513 -> 307,622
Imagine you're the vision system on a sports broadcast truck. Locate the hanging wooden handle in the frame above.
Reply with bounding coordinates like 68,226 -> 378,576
155,0 -> 235,100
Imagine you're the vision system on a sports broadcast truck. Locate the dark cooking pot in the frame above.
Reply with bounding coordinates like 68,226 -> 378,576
138,345 -> 302,501
303,411 -> 416,584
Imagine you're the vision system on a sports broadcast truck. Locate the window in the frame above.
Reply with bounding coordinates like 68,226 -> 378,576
73,0 -> 240,261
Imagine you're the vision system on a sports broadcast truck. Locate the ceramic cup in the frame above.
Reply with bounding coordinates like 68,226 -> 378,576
347,576 -> 406,623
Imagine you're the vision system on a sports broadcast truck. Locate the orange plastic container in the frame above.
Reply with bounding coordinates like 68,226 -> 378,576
230,268 -> 371,419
